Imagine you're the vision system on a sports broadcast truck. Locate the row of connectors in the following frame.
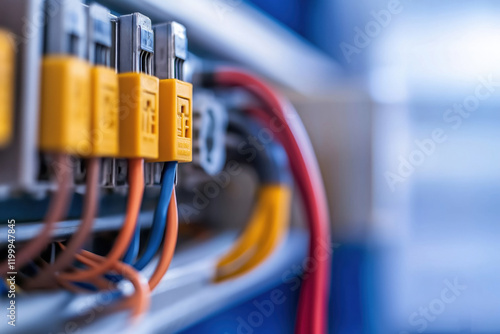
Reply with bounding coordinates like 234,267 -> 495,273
37,0 -> 193,167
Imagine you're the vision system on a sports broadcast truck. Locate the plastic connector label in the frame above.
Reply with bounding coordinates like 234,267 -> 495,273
39,56 -> 91,155
149,79 -> 192,163
90,66 -> 119,157
0,31 -> 14,147
118,72 -> 159,159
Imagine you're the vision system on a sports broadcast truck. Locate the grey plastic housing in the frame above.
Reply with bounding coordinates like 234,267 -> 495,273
192,91 -> 228,176
0,0 -> 44,193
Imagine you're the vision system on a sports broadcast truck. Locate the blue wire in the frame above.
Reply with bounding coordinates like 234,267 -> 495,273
73,282 -> 99,292
122,161 -> 177,269
122,221 -> 141,264
123,163 -> 176,265
133,161 -> 176,270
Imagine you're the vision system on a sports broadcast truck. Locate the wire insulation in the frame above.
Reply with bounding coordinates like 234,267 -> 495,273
148,188 -> 178,290
122,223 -> 140,264
132,162 -> 177,270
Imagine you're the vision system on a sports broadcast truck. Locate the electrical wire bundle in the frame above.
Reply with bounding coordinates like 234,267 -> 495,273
55,159 -> 180,316
0,157 -> 180,321
204,68 -> 332,334
121,161 -> 179,290
215,114 -> 292,282
54,158 -> 151,318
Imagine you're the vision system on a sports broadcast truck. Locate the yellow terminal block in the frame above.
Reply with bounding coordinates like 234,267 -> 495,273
39,56 -> 91,155
90,66 -> 119,156
149,79 -> 192,163
0,30 -> 15,147
118,72 -> 159,159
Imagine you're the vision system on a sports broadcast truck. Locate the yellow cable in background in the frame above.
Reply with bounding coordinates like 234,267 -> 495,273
216,190 -> 270,269
234,186 -> 291,276
215,185 -> 291,282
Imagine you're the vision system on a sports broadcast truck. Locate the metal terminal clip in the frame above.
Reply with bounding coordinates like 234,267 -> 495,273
87,3 -> 114,67
154,21 -> 187,80
45,0 -> 87,58
116,13 -> 154,75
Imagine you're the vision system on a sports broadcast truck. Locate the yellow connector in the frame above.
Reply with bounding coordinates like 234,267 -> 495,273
118,72 -> 159,159
148,79 -> 192,163
39,56 -> 91,155
90,66 -> 119,156
0,30 -> 15,147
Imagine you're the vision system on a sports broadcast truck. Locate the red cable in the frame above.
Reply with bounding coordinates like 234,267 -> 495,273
250,109 -> 330,334
247,108 -> 321,333
212,68 -> 332,334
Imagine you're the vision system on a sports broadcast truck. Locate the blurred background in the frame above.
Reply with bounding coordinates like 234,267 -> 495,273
177,0 -> 500,333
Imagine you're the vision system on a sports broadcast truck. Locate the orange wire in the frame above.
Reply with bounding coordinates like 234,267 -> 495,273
57,243 -> 150,319
27,158 -> 100,289
74,188 -> 179,291
0,154 -> 73,276
75,251 -> 150,319
148,189 -> 178,290
55,162 -> 175,316
58,158 -> 144,281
